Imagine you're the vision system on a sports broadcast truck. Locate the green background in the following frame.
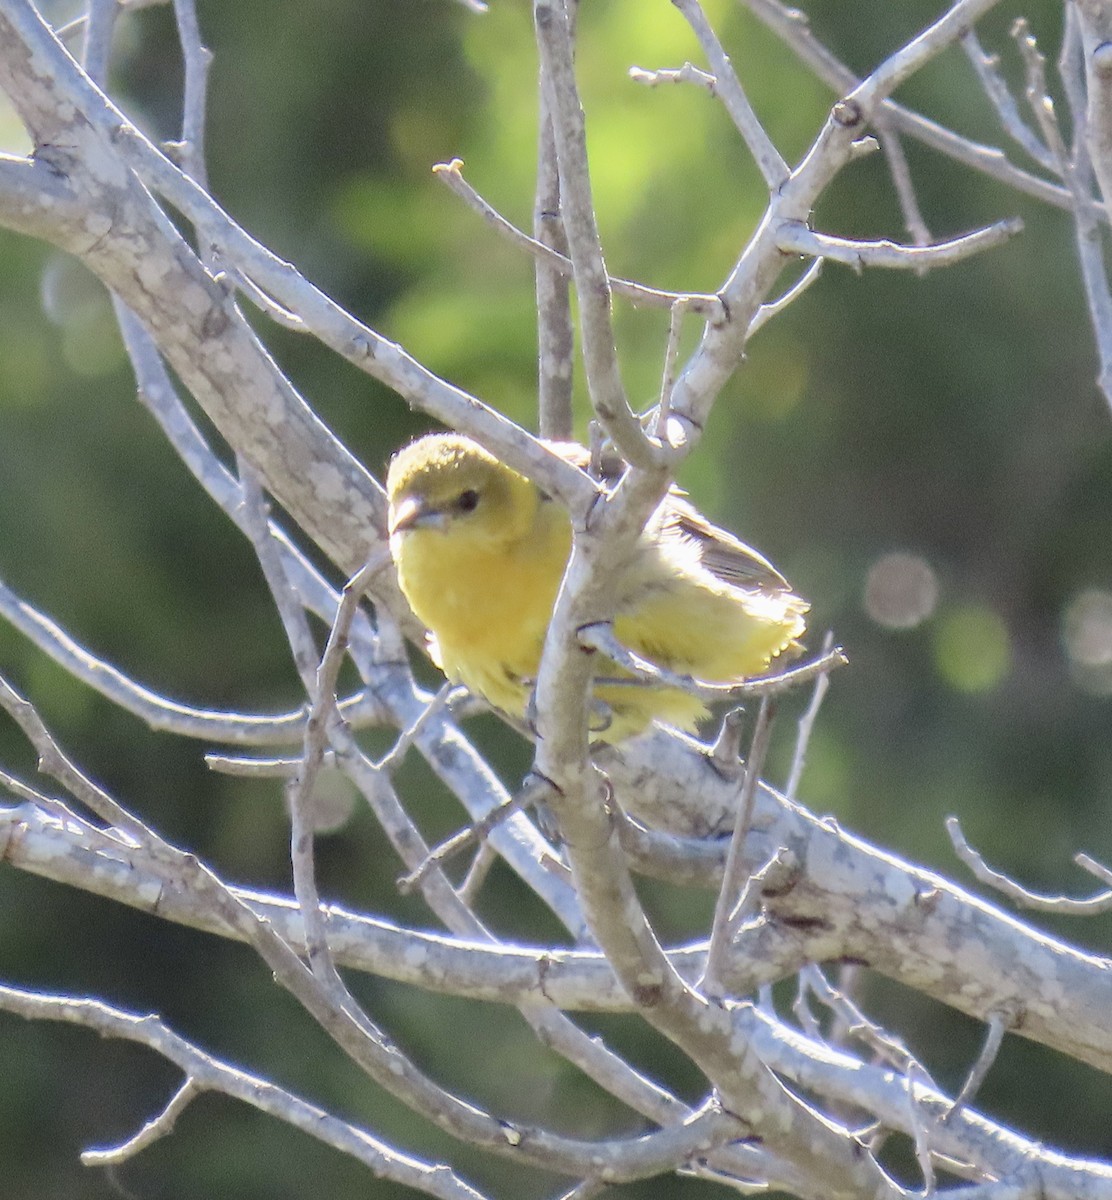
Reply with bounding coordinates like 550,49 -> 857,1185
1,0 -> 1110,1195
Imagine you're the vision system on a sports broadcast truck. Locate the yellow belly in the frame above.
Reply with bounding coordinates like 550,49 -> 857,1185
394,520 -> 804,743
394,514 -> 566,717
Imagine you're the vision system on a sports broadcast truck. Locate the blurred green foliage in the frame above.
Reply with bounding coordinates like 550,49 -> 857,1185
1,0 -> 1111,1196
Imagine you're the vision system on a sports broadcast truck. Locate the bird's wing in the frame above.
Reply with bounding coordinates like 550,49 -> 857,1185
546,439 -> 792,594
662,494 -> 792,594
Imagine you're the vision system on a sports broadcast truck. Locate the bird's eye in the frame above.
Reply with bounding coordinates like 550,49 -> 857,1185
456,489 -> 480,513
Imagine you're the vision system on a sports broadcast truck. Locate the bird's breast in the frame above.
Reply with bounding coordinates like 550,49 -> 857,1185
394,521 -> 571,709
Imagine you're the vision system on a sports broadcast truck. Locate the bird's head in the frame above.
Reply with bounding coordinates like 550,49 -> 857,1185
386,434 -> 541,552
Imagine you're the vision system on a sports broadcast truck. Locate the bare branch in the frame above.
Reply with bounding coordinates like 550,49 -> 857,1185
576,622 -> 848,701
0,679 -> 690,1183
1023,12 -> 1112,409
707,707 -> 746,781
535,35 -> 575,440
1076,3 -> 1112,228
533,0 -> 659,467
0,983 -> 489,1200
168,0 -> 212,185
654,298 -> 692,440
238,463 -> 321,692
204,752 -> 303,778
784,629 -> 836,800
458,840 -> 499,904
433,160 -> 726,319
777,218 -> 1024,271
373,683 -> 462,775
0,2 -> 594,519
946,816 -> 1112,915
81,0 -> 117,83
0,673 -> 150,843
628,62 -> 716,95
739,0 -> 1082,214
11,800 -> 1112,1192
944,1011 -> 1011,1125
398,775 -> 555,894
82,1078 -> 200,1166
747,259 -> 823,339
876,119 -> 932,249
672,0 -> 789,189
962,29 -> 1056,172
0,573 -> 381,744
700,697 -> 775,996
597,732 -> 1112,1076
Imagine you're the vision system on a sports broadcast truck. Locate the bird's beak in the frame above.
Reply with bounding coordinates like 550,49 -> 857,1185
389,495 -> 444,536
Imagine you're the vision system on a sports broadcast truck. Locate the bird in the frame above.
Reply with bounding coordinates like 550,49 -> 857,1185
386,432 -> 808,743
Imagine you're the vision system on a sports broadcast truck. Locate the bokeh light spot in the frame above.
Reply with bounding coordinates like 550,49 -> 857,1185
864,551 -> 939,629
1062,588 -> 1112,695
933,605 -> 1011,693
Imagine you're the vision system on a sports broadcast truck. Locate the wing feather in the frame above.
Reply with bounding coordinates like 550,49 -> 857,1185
662,495 -> 792,593
546,439 -> 793,595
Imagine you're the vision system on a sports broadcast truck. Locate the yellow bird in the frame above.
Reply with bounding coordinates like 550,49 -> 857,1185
386,433 -> 807,742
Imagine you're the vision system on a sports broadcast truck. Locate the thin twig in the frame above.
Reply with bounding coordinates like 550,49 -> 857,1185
316,550 -> 394,717
738,0 -> 1082,215
1024,13 -> 1112,410
1058,5 -> 1086,154
238,462 -> 320,691
826,962 -> 861,1051
961,29 -> 1055,171
700,697 -> 775,996
576,622 -> 847,701
0,768 -> 65,812
534,0 -> 660,468
946,816 -> 1112,914
746,259 -> 823,338
654,298 -> 691,443
784,629 -> 835,801
0,573 -> 371,744
0,673 -> 150,844
535,67 -> 575,439
628,62 -> 717,96
288,551 -> 391,985
725,847 -> 799,940
1014,20 -> 1070,169
672,0 -> 789,190
81,0 -> 117,84
0,984 -> 488,1200
943,1011 -> 1011,1125
397,778 -> 547,895
82,1079 -> 200,1165
458,840 -> 499,904
554,1180 -> 612,1200
212,258 -> 307,330
373,683 -> 461,774
239,456 -> 347,987
792,971 -> 823,1041
707,707 -> 747,781
168,0 -> 212,187
801,965 -> 940,1086
204,752 -> 303,778
906,1059 -> 937,1196
776,218 -> 1024,272
876,118 -> 932,249
433,160 -> 726,320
